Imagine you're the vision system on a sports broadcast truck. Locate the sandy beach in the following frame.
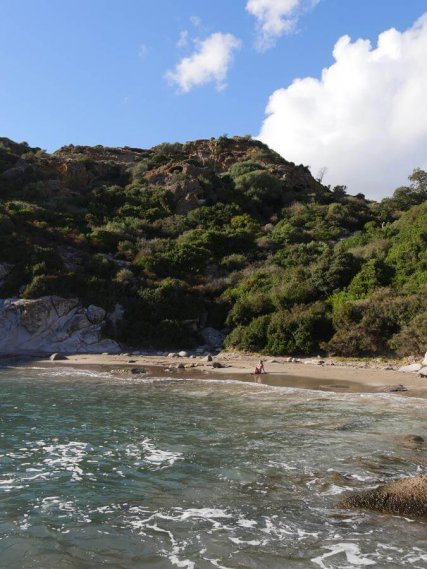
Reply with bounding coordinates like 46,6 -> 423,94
28,351 -> 427,397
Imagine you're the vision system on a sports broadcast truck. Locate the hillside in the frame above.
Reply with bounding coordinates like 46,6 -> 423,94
0,135 -> 426,356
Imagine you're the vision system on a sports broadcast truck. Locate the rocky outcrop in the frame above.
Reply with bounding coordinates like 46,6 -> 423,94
339,475 -> 427,519
0,296 -> 120,354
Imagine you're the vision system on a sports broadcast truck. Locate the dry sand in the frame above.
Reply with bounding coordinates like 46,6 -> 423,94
32,352 -> 427,397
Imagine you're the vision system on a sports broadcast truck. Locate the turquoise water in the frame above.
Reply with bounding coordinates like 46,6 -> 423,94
0,366 -> 426,569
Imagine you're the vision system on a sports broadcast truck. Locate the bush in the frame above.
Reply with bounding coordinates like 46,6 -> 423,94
234,169 -> 282,206
228,160 -> 265,178
226,292 -> 273,327
327,289 -> 422,356
220,254 -> 247,272
265,303 -> 332,355
224,315 -> 270,352
390,309 -> 427,357
271,220 -> 306,244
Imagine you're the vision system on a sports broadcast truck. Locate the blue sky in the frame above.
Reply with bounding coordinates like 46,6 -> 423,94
1,0 -> 427,196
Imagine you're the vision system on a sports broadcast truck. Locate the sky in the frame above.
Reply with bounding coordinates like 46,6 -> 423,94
1,0 -> 427,198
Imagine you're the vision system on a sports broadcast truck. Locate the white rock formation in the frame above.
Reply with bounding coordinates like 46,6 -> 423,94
0,296 -> 120,354
398,363 -> 423,373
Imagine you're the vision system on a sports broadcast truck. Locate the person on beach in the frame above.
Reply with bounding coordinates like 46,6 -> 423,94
254,359 -> 265,375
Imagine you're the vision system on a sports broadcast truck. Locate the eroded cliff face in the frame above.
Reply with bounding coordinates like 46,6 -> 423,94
0,296 -> 120,354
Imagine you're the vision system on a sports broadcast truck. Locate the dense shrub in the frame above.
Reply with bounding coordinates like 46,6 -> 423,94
234,169 -> 282,206
265,303 -> 332,355
326,289 -> 422,356
224,315 -> 270,352
390,308 -> 427,356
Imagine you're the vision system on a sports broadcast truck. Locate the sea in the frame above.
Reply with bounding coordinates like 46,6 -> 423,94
0,365 -> 426,568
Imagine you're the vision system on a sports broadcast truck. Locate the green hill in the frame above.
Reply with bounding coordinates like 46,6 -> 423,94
0,135 -> 425,356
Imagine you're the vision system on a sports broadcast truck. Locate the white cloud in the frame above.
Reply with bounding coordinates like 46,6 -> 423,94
190,16 -> 202,29
138,44 -> 148,58
177,30 -> 189,49
166,33 -> 241,93
246,0 -> 318,50
258,14 -> 427,199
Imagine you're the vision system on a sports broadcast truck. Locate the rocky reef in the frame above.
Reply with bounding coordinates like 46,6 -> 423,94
0,296 -> 120,354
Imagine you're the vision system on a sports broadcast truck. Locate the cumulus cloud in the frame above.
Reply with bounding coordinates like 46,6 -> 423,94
246,0 -> 319,50
258,14 -> 427,199
166,33 -> 241,93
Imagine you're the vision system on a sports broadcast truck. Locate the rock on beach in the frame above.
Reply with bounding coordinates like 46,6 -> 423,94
398,363 -> 422,373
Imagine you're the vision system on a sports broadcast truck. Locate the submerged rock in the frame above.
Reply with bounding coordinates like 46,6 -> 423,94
396,434 -> 424,449
339,475 -> 427,519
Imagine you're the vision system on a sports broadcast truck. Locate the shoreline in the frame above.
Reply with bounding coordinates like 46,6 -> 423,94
4,352 -> 427,398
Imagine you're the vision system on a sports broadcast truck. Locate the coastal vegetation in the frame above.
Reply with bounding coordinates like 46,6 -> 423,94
0,136 -> 426,356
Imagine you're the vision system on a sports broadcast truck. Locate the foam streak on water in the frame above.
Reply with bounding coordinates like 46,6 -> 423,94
0,366 -> 426,568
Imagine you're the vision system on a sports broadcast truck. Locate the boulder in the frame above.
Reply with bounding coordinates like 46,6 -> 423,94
176,363 -> 185,369
396,434 -> 424,448
49,353 -> 67,361
339,475 -> 427,519
200,327 -> 225,349
203,354 -> 213,362
130,368 -> 146,375
423,351 -> 427,366
212,361 -> 225,368
0,296 -> 120,354
303,359 -> 324,366
419,367 -> 427,377
382,384 -> 408,392
86,305 -> 106,325
178,351 -> 188,357
398,363 -> 422,373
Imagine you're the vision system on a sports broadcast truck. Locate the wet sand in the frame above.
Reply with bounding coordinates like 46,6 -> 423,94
19,352 -> 427,397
